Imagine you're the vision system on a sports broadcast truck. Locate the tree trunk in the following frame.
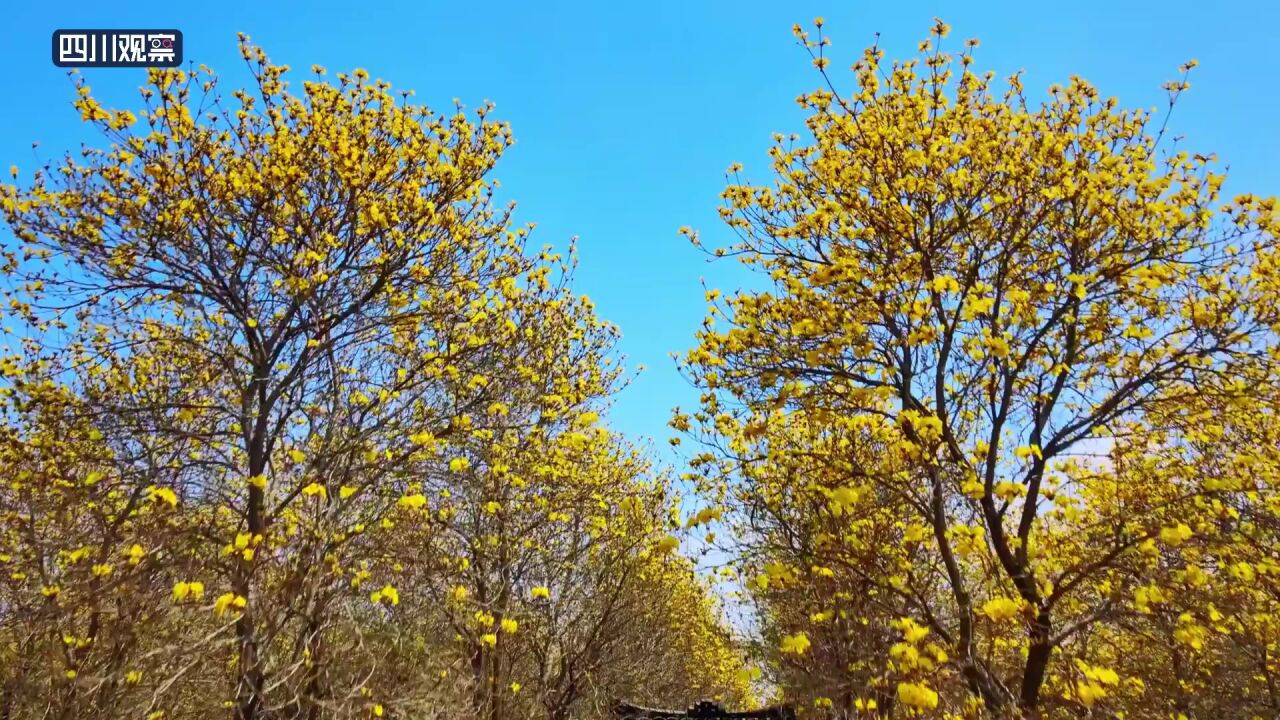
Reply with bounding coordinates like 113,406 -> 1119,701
236,402 -> 270,720
1019,608 -> 1053,715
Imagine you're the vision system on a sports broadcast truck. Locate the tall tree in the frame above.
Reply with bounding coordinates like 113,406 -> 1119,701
0,40 -> 749,720
678,19 -> 1280,717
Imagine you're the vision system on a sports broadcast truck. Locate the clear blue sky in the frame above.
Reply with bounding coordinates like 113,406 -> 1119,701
2,0 -> 1277,464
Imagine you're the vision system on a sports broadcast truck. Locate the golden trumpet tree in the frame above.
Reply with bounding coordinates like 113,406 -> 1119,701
1094,383 -> 1280,719
719,414 -> 921,716
0,39 -> 748,720
677,19 -> 1280,718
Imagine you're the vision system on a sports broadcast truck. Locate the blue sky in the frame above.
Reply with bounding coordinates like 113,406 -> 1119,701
2,0 -> 1277,465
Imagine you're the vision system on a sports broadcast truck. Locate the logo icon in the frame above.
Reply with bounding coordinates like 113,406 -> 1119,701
53,30 -> 184,68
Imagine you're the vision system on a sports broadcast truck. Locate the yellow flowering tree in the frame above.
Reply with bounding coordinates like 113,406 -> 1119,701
678,19 -> 1280,717
0,39 -> 749,720
1094,384 -> 1280,718
707,412 -> 915,716
0,377 -> 206,720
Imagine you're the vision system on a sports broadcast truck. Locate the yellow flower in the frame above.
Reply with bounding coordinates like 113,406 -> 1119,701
213,592 -> 246,617
531,586 -> 550,600
986,335 -> 1011,359
897,682 -> 939,710
302,483 -> 327,499
994,481 -> 1025,500
147,486 -> 178,507
500,618 -> 518,634
1014,444 -> 1043,462
449,457 -> 470,473
480,633 -> 498,647
897,618 -> 930,643
780,632 -> 810,655
370,584 -> 399,606
1160,523 -> 1193,546
171,580 -> 206,603
1230,562 -> 1256,582
980,596 -> 1022,622
398,494 -> 427,510
930,275 -> 960,294
125,544 -> 145,564
655,535 -> 680,553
